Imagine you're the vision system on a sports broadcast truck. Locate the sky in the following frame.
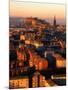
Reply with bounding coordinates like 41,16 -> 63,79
10,0 -> 66,25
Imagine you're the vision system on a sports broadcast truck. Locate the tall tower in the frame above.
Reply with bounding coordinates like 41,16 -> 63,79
53,16 -> 56,30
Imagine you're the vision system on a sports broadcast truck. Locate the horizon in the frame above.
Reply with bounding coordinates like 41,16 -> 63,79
9,16 -> 66,25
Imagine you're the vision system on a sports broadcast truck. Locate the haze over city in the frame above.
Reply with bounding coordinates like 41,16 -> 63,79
10,0 -> 66,25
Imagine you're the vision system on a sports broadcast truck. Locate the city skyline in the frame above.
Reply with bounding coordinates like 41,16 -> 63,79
9,1 -> 66,88
10,0 -> 66,25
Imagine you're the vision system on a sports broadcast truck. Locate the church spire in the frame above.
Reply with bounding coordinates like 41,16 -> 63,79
53,16 -> 56,30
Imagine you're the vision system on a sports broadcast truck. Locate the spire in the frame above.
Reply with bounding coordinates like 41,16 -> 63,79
53,16 -> 56,30
54,16 -> 56,26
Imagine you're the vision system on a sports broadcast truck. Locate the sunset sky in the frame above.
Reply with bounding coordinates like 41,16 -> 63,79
10,0 -> 66,25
